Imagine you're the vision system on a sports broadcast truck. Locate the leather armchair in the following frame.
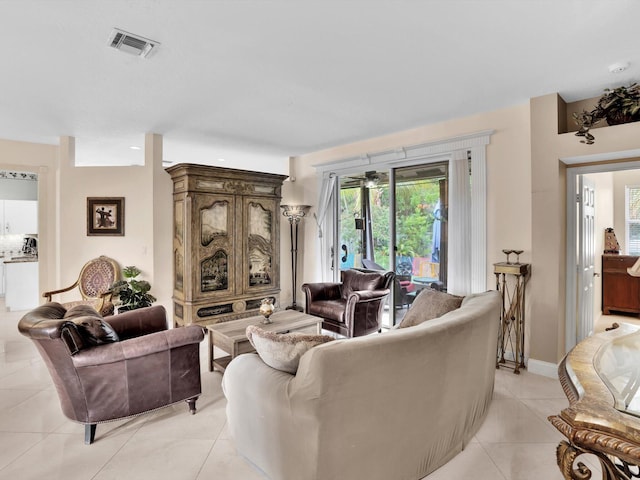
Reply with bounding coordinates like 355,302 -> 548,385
18,302 -> 204,444
302,269 -> 394,337
362,258 -> 416,308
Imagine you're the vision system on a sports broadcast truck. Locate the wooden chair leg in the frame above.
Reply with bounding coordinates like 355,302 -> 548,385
85,424 -> 96,445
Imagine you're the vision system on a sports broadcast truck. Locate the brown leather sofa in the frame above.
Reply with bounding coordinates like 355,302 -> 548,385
18,302 -> 204,444
301,269 -> 394,337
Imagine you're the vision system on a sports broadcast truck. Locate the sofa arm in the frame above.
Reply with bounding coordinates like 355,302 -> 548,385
348,288 -> 390,303
223,354 -> 303,474
107,305 -> 168,339
72,324 -> 204,368
301,282 -> 341,302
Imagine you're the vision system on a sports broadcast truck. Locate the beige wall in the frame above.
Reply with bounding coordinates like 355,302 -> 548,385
5,91 -> 640,368
1,134 -> 295,319
531,94 -> 640,364
0,138 -> 58,296
0,135 -> 175,313
55,136 -> 174,311
292,103 -> 533,344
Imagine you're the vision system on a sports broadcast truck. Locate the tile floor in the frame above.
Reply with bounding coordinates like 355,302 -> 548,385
0,298 -> 603,480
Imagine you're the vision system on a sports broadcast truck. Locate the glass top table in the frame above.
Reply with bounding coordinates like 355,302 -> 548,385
549,322 -> 640,479
595,324 -> 640,418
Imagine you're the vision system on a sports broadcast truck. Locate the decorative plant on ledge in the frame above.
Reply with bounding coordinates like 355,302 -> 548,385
110,266 -> 156,312
574,83 -> 640,144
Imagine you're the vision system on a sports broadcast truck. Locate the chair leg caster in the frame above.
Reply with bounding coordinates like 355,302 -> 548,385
85,424 -> 96,445
186,397 -> 198,415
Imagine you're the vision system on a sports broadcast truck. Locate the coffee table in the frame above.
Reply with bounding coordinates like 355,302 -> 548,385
207,310 -> 323,372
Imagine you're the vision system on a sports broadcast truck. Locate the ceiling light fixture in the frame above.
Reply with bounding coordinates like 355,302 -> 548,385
364,170 -> 379,188
608,62 -> 629,74
129,146 -> 141,150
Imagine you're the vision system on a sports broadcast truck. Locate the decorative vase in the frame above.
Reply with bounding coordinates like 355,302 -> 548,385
259,298 -> 275,324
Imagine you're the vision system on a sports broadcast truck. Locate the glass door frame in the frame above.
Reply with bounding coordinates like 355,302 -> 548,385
317,130 -> 492,299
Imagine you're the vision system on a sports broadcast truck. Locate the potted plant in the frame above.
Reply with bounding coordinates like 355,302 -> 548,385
110,266 -> 156,312
574,83 -> 640,144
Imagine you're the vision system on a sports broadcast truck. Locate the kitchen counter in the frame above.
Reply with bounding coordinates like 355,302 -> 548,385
3,256 -> 38,264
5,259 -> 38,311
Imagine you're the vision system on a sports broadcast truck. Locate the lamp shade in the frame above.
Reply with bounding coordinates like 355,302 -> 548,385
281,205 -> 311,221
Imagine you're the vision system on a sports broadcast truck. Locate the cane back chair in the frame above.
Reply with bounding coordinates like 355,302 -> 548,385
43,255 -> 120,316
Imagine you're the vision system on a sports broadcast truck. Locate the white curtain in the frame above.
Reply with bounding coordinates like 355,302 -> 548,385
447,151 -> 471,296
314,173 -> 337,281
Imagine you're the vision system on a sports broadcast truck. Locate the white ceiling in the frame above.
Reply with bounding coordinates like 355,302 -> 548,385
0,0 -> 638,171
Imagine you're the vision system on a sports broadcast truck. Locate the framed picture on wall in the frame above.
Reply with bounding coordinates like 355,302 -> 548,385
87,197 -> 125,236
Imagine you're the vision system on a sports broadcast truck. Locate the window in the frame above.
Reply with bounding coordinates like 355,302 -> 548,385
626,185 -> 640,255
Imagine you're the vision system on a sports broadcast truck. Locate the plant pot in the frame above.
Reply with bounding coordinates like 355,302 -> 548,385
606,111 -> 640,126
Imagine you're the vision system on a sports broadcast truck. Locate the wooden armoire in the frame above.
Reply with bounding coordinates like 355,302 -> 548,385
166,164 -> 288,326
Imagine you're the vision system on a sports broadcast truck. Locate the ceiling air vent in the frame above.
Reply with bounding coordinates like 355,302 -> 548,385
108,28 -> 159,58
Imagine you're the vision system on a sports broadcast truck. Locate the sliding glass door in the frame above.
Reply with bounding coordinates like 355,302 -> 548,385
337,163 -> 448,326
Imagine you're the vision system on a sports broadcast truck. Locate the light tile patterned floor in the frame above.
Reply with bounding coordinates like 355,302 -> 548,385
0,299 -> 574,480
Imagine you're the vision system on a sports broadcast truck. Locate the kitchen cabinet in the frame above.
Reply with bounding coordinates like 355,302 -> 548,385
5,259 -> 38,311
167,164 -> 287,327
2,200 -> 37,234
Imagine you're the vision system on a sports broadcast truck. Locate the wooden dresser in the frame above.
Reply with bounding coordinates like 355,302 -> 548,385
602,254 -> 640,315
166,164 -> 287,327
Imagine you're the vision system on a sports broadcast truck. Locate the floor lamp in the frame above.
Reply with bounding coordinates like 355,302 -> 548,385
281,204 -> 311,311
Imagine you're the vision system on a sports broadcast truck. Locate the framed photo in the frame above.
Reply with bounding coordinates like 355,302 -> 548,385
87,197 -> 125,236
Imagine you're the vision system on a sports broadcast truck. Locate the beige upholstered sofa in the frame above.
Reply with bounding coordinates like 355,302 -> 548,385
222,290 -> 501,480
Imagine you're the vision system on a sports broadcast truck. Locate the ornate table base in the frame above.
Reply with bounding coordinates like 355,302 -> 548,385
555,440 -> 640,480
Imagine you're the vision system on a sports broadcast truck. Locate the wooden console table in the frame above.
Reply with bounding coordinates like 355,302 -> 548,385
207,310 -> 322,372
549,323 -> 640,479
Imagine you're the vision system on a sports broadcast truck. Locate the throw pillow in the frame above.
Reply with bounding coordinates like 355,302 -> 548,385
61,305 -> 119,355
397,288 -> 464,329
246,325 -> 334,374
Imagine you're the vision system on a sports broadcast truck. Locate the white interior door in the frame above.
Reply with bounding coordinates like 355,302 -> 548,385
577,176 -> 596,342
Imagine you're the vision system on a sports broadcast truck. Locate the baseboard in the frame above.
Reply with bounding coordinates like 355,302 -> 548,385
527,358 -> 558,379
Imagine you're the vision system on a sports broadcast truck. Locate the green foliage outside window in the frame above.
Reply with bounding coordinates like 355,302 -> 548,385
340,178 -> 442,270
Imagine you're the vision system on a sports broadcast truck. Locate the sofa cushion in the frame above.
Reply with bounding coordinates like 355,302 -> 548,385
307,299 -> 346,323
397,288 -> 464,328
340,269 -> 386,300
61,305 -> 119,354
246,325 -> 334,374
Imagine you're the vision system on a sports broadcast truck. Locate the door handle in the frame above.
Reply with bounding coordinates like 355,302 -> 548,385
593,272 -> 600,277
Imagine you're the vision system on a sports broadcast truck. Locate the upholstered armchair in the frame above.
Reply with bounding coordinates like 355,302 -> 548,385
18,302 -> 204,444
42,255 -> 120,316
302,269 -> 394,338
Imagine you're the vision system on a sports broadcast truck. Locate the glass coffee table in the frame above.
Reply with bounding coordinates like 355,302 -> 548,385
207,310 -> 322,372
549,322 -> 640,479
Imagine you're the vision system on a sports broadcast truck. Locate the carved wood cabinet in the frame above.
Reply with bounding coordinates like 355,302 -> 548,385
166,164 -> 287,327
602,254 -> 640,315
